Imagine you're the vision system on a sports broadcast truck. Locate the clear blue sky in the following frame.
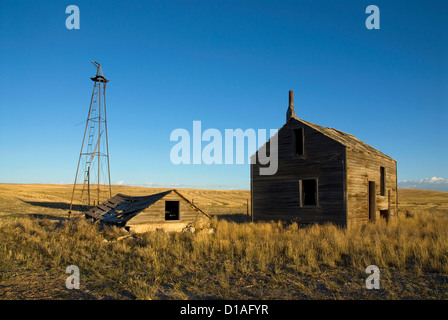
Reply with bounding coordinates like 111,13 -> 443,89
0,0 -> 447,190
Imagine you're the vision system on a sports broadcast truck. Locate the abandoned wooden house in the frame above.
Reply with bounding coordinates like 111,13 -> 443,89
86,189 -> 210,232
250,91 -> 397,228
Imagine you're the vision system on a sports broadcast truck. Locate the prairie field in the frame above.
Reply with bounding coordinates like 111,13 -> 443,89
0,183 -> 447,300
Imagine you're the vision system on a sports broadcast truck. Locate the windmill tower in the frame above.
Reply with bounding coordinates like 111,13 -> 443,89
68,62 -> 112,218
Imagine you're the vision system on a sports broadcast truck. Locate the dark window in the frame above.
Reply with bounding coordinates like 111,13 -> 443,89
380,167 -> 386,196
301,179 -> 317,206
294,128 -> 304,155
165,201 -> 180,220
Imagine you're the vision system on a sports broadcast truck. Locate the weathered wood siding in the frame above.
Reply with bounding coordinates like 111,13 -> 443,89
346,148 -> 397,228
251,118 -> 347,226
126,192 -> 209,232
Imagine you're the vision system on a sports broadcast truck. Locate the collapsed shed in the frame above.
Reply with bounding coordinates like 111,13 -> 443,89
86,189 -> 210,232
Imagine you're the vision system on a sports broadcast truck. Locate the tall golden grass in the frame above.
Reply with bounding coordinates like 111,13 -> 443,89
0,184 -> 447,299
1,208 -> 447,299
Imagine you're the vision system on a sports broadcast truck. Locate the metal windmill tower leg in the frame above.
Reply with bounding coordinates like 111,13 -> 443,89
68,62 -> 112,219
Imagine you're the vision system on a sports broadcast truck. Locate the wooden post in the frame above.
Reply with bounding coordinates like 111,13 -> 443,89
368,181 -> 376,222
395,162 -> 398,218
250,199 -> 253,223
98,77 -> 101,205
250,163 -> 254,223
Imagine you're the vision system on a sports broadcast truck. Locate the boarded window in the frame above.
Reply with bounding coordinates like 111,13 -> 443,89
165,201 -> 179,220
294,128 -> 304,155
380,166 -> 386,196
300,179 -> 318,206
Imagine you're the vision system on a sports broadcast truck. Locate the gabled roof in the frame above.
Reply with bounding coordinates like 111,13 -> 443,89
86,189 -> 210,224
296,117 -> 395,161
252,117 -> 394,162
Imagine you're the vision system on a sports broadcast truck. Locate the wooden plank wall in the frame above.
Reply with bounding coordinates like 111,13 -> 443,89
346,148 -> 397,227
126,192 -> 209,232
252,118 -> 347,226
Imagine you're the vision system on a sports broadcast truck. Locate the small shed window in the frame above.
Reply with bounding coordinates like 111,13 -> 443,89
294,128 -> 304,155
165,201 -> 180,220
380,167 -> 386,196
299,179 -> 318,207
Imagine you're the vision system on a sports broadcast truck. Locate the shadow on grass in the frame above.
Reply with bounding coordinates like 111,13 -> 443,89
23,201 -> 86,212
0,213 -> 68,221
24,213 -> 67,221
216,213 -> 252,223
214,214 -> 316,229
16,201 -> 90,221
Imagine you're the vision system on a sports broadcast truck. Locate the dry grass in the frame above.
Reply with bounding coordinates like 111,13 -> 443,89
0,184 -> 447,299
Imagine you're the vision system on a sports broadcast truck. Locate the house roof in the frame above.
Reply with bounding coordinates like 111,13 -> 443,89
86,189 -> 210,224
252,117 -> 395,161
296,117 -> 395,161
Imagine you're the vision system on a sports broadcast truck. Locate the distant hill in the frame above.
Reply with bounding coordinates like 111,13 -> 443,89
398,188 -> 448,214
399,177 -> 448,192
0,183 -> 446,220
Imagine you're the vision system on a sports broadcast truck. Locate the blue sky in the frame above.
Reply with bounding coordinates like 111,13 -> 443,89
0,0 -> 447,190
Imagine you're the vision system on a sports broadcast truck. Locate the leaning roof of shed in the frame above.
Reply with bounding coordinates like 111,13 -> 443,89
86,189 -> 210,224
